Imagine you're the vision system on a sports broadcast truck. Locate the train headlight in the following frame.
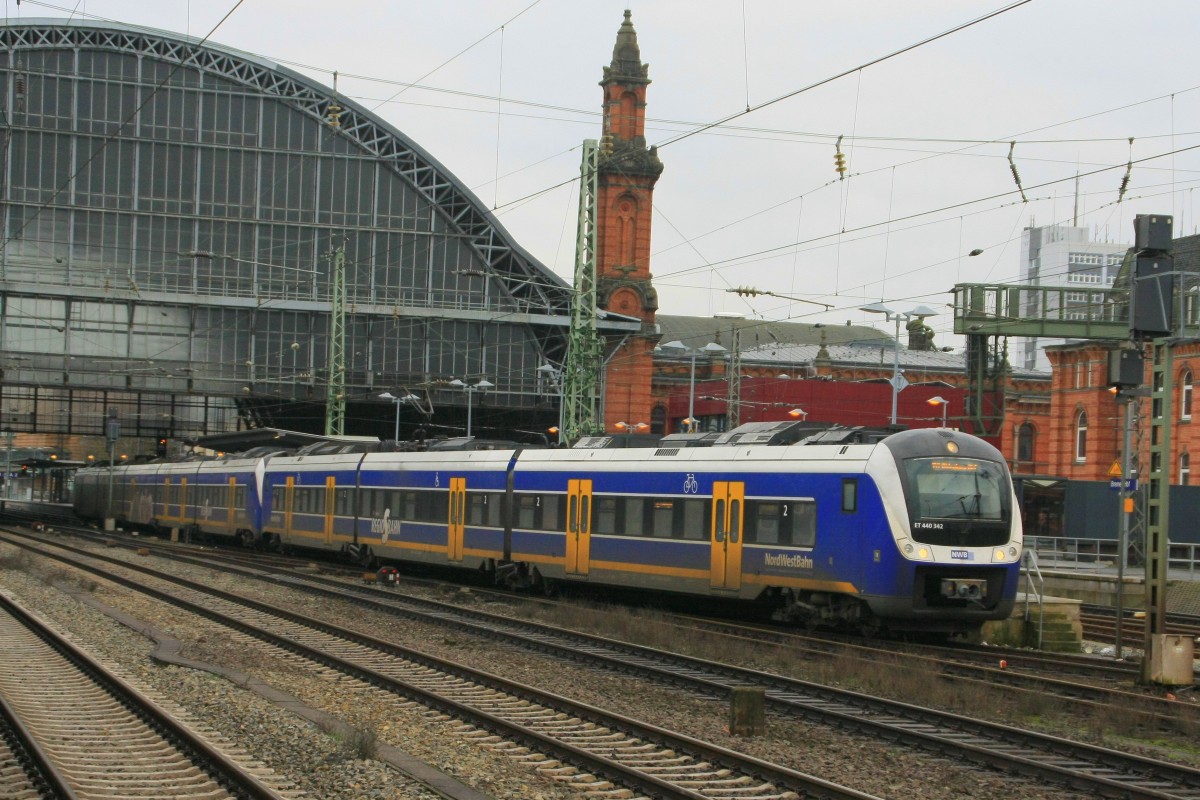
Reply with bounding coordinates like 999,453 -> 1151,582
903,543 -> 914,555
917,547 -> 929,559
993,549 -> 1007,562
1009,545 -> 1019,558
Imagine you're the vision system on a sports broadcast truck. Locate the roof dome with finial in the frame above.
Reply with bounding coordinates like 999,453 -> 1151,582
605,9 -> 649,82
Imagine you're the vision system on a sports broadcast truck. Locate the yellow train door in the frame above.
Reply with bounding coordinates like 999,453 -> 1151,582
284,477 -> 295,538
566,479 -> 593,576
448,477 -> 465,562
710,481 -> 745,590
226,477 -> 237,531
324,476 -> 336,545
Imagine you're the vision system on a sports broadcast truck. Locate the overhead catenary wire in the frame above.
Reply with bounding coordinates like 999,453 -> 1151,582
7,2 -> 1190,347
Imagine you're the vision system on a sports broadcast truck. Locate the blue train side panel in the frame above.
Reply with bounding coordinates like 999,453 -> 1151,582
72,427 -> 1021,635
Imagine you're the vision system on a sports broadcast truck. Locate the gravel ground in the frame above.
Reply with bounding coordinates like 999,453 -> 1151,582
0,537 -> 1152,800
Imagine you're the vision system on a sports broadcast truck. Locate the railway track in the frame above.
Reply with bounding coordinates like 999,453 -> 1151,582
3,531 -> 880,800
0,590 -> 296,800
0,686 -> 73,800
1080,606 -> 1200,647
9,529 -> 1200,799
55,527 -> 1192,724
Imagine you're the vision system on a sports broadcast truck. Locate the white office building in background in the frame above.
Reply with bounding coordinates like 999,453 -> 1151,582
1019,223 -> 1130,371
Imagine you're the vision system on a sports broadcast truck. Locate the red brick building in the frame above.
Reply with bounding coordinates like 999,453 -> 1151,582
1046,341 -> 1200,485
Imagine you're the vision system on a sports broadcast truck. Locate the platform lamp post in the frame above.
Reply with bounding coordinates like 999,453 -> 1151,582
860,302 -> 939,425
927,396 -> 949,427
378,391 -> 422,441
660,341 -> 726,432
104,407 -> 119,531
1,427 -> 12,506
449,379 -> 493,438
536,364 -> 566,445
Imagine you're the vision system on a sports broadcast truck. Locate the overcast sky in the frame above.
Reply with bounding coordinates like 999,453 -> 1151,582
10,0 -> 1200,346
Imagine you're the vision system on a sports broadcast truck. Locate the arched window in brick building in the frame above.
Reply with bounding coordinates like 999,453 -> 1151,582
650,404 -> 666,435
1074,410 -> 1088,463
616,195 -> 638,268
1017,422 -> 1034,466
617,90 -> 637,139
1181,369 -> 1193,420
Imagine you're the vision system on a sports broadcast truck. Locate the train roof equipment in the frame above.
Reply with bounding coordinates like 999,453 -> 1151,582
572,433 -> 663,449
656,431 -> 722,448
188,427 -> 379,454
711,420 -> 833,446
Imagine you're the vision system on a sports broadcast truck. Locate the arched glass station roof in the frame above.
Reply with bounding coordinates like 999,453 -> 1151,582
0,19 -> 636,443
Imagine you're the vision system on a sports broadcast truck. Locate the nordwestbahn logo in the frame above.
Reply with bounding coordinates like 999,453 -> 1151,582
764,552 -> 814,569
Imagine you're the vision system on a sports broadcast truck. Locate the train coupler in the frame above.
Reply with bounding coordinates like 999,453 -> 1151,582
940,578 -> 987,600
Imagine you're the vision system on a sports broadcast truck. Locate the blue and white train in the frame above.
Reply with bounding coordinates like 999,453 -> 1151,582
73,425 -> 1022,635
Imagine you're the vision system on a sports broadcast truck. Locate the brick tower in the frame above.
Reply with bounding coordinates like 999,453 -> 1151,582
597,10 -> 663,432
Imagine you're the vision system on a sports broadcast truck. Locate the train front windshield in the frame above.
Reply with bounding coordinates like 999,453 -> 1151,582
902,457 -> 1011,546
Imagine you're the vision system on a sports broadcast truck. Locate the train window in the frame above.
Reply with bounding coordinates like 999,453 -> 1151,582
904,458 -> 1006,521
752,502 -> 782,544
792,501 -> 817,548
487,493 -> 503,527
681,499 -> 706,540
541,494 -> 559,531
468,493 -> 487,525
729,499 -> 741,543
625,497 -> 644,537
580,495 -> 591,534
842,480 -> 858,513
336,488 -> 352,515
652,500 -> 674,538
428,491 -> 448,524
518,494 -> 538,528
714,499 -> 726,542
568,494 -> 579,533
595,496 -> 616,534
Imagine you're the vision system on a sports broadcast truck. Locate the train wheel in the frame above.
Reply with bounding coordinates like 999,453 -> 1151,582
359,546 -> 375,570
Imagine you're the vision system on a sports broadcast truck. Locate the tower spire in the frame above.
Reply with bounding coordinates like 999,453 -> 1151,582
595,10 -> 663,433
607,10 -> 647,81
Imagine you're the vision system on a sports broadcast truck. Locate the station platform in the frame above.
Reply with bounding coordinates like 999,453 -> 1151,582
1022,561 -> 1200,615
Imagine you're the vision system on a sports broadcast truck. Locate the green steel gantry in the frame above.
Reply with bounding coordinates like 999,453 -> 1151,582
323,242 -> 347,436
561,140 -> 604,443
952,272 -> 1191,684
